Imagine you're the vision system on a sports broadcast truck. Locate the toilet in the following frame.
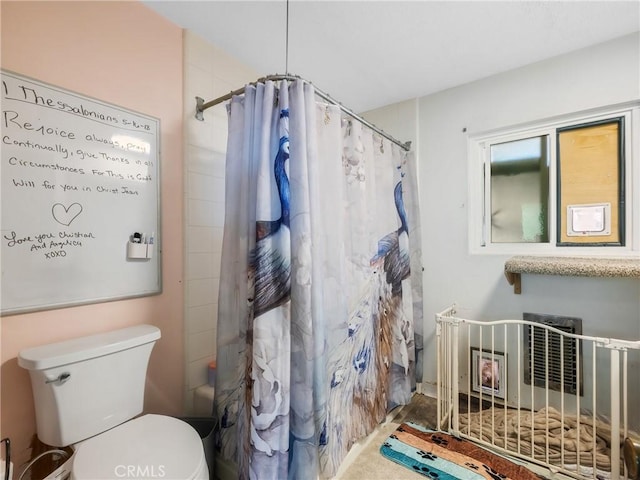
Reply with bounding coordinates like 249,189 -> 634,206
18,325 -> 209,480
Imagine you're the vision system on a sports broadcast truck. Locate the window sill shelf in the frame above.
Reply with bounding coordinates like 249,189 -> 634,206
504,255 -> 640,294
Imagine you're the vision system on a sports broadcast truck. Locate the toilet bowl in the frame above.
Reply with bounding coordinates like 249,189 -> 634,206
70,415 -> 208,480
18,325 -> 209,480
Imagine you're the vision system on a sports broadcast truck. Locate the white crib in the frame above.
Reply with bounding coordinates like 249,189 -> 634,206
436,305 -> 640,480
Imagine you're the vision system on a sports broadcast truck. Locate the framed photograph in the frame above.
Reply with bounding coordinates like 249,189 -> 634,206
471,347 -> 506,399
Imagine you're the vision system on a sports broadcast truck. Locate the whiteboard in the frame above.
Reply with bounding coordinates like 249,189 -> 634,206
1,70 -> 161,315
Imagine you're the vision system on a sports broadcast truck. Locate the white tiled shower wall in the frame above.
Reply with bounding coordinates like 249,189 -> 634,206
183,30 -> 258,413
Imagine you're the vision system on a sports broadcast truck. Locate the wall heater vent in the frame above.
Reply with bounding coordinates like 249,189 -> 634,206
523,312 -> 583,396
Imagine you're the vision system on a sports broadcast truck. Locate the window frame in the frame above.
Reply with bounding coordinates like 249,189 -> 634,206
468,103 -> 639,256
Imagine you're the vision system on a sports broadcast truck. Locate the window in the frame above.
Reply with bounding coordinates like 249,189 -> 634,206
490,135 -> 550,243
469,105 -> 638,255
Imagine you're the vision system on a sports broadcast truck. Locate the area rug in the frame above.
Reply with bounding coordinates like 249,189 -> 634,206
380,422 -> 543,479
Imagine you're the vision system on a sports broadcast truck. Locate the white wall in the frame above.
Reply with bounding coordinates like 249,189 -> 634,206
361,98 -> 419,155
416,33 -> 640,413
365,32 -> 640,411
182,31 -> 258,413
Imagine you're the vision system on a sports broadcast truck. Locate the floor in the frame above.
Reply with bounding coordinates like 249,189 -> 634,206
335,393 -> 570,480
335,393 -> 438,479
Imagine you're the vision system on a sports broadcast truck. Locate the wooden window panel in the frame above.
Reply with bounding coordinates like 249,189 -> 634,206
557,118 -> 624,245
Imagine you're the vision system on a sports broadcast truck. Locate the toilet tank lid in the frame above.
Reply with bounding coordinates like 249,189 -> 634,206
18,325 -> 161,371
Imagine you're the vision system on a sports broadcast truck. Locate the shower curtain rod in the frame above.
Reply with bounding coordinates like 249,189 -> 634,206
195,74 -> 412,152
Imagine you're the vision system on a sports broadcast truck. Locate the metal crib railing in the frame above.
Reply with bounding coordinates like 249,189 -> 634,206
436,305 -> 640,480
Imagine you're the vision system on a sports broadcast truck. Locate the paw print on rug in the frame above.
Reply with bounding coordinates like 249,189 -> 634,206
383,441 -> 391,448
482,464 -> 507,480
464,462 -> 479,470
430,434 -> 449,447
416,450 -> 437,461
398,426 -> 406,432
390,434 -> 398,440
411,465 -> 440,478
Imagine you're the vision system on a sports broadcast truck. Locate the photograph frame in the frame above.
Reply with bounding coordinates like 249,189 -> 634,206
471,347 -> 507,400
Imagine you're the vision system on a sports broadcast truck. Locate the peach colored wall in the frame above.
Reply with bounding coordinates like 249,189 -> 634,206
0,0 -> 184,469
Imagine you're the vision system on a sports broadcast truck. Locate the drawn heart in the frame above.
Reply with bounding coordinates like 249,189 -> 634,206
52,202 -> 83,226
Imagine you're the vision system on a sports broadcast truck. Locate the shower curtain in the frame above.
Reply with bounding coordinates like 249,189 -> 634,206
214,79 -> 423,480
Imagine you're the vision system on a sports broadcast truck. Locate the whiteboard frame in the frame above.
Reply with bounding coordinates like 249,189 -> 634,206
1,69 -> 162,316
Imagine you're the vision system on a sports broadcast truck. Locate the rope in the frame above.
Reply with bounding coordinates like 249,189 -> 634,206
284,0 -> 289,74
458,407 -> 639,472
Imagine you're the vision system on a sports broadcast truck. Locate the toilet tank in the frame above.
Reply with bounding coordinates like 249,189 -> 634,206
18,324 -> 161,447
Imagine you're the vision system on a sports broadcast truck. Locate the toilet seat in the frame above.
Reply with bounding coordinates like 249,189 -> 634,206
71,414 -> 208,480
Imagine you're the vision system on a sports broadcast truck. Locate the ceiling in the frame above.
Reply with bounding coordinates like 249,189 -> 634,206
143,0 -> 640,113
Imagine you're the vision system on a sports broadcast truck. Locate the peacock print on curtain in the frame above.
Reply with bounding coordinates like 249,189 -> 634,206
214,79 -> 423,480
